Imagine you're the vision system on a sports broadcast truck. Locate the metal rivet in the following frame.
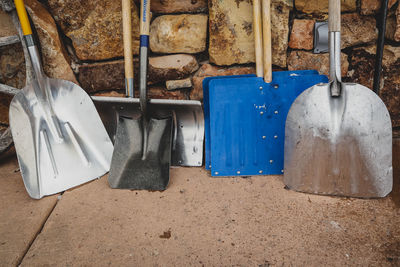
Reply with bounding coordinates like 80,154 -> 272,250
274,84 -> 279,89
260,111 -> 264,115
281,169 -> 284,173
262,136 -> 266,139
237,171 -> 241,174
259,86 -> 263,90
274,110 -> 278,114
259,170 -> 263,174
215,172 -> 219,175
209,165 -> 212,168
274,135 -> 278,139
269,160 -> 273,164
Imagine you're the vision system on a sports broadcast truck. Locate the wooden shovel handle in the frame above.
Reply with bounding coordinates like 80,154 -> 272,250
140,0 -> 150,36
253,0 -> 263,78
262,0 -> 272,83
122,0 -> 133,80
329,0 -> 341,32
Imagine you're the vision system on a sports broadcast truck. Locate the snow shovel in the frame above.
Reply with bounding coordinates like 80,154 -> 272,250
283,0 -> 393,198
107,0 -> 203,190
206,0 -> 328,177
92,0 -> 203,168
9,0 -> 113,199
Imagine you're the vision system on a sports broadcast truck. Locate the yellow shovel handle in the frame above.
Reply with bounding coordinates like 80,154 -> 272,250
14,0 -> 32,36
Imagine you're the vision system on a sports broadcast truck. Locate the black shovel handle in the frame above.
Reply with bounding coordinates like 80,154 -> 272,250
373,0 -> 389,95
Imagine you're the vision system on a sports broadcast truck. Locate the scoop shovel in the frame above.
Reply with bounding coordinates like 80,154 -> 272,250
283,0 -> 393,198
9,0 -> 113,199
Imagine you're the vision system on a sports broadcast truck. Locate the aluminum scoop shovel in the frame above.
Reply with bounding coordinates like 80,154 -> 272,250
9,0 -> 113,199
283,0 -> 393,198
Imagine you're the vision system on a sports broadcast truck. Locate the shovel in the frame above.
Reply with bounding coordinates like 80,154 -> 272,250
283,0 -> 393,198
204,0 -> 328,176
92,1 -> 203,168
107,0 -> 203,190
9,0 -> 113,199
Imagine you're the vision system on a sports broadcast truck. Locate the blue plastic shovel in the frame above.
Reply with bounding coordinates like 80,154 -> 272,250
203,0 -> 328,177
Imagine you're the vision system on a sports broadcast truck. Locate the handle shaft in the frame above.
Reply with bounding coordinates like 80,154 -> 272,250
373,0 -> 389,94
253,0 -> 263,78
329,0 -> 340,32
139,0 -> 150,114
329,0 -> 342,96
14,0 -> 32,35
122,0 -> 134,97
262,0 -> 272,83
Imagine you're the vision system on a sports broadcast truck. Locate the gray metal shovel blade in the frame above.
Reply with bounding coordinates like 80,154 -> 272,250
9,78 -> 113,199
93,96 -> 204,167
284,82 -> 393,198
108,115 -> 172,190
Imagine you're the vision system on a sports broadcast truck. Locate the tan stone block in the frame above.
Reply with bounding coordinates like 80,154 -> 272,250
25,0 -> 77,83
47,0 -> 140,61
150,14 -> 208,54
133,0 -> 207,14
295,0 -> 356,14
288,19 -> 315,50
209,0 -> 291,67
360,0 -> 397,15
0,9 -> 17,37
166,78 -> 192,91
287,50 -> 348,77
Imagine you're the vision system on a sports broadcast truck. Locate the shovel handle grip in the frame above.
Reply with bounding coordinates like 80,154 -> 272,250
329,0 -> 341,32
140,0 -> 150,38
262,0 -> 272,83
253,0 -> 263,78
14,0 -> 32,36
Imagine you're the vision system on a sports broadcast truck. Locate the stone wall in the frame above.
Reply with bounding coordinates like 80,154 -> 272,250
0,0 -> 399,130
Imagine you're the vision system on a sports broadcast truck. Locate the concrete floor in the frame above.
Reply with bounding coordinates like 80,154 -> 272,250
0,139 -> 399,266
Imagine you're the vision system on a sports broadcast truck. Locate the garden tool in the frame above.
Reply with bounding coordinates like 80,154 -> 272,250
9,0 -> 113,199
107,0 -> 203,190
92,0 -> 203,168
204,0 -> 327,176
283,0 -> 392,198
373,0 -> 389,94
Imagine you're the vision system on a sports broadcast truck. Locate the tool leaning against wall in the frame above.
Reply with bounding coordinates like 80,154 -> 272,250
92,0 -> 205,177
9,0 -> 114,199
203,0 -> 328,177
99,0 -> 205,190
283,0 -> 393,198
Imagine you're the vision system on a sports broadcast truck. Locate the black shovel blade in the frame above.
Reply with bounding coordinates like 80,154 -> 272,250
108,115 -> 173,190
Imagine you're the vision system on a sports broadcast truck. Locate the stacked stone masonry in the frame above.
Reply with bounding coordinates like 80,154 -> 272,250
0,0 -> 399,128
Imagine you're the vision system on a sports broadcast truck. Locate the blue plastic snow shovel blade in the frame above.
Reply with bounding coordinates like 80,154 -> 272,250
203,74 -> 256,170
208,71 -> 328,177
203,70 -> 324,171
